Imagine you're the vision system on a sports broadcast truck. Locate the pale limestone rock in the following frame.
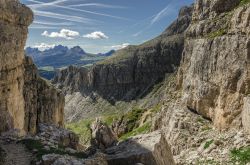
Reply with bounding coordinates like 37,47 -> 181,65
0,0 -> 64,135
90,119 -> 118,150
177,0 -> 250,130
105,131 -> 175,165
243,97 -> 250,134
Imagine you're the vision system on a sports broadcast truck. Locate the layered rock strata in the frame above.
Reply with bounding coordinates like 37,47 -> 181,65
177,0 -> 250,130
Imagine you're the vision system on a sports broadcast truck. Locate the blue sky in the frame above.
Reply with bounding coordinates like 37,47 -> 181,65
20,0 -> 193,53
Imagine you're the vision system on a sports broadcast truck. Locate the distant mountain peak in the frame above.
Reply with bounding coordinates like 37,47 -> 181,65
70,46 -> 86,55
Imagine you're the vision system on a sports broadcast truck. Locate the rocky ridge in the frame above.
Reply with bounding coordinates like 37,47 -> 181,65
53,5 -> 193,122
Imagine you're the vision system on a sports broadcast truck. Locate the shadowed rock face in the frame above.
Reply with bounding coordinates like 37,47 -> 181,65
105,131 -> 175,165
53,6 -> 193,103
177,0 -> 250,130
0,0 -> 64,135
23,57 -> 65,134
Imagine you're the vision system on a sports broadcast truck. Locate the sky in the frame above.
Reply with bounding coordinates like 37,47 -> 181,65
20,0 -> 193,53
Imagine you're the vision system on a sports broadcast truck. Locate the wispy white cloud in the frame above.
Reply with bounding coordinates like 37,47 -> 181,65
32,43 -> 56,51
27,0 -> 69,9
27,0 -> 129,21
83,31 -> 109,40
132,1 -> 175,37
33,10 -> 94,24
69,3 -> 126,9
33,21 -> 74,26
29,25 -> 59,29
42,29 -> 80,40
111,43 -> 130,50
150,0 -> 175,25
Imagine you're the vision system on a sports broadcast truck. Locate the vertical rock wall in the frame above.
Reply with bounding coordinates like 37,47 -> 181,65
177,0 -> 250,130
0,0 -> 64,135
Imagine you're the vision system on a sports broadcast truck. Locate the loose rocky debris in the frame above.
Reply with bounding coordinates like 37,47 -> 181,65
39,153 -> 108,165
154,100 -> 250,164
0,137 -> 33,165
36,123 -> 80,150
15,120 -> 174,165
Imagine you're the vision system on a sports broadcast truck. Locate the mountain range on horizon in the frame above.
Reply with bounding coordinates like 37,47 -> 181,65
26,45 -> 115,68
25,45 -> 115,79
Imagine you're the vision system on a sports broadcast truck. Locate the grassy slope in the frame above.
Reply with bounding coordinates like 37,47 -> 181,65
66,73 -> 178,145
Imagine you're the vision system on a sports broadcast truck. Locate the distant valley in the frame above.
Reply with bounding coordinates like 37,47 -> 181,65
25,45 -> 115,79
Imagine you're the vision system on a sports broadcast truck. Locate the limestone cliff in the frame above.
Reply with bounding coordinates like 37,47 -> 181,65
23,57 -> 64,134
54,6 -> 192,101
53,6 -> 193,122
0,0 -> 64,135
177,0 -> 250,130
152,0 -> 250,163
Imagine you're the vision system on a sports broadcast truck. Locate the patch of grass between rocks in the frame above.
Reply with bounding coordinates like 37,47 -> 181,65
204,139 -> 214,149
230,147 -> 250,164
119,122 -> 151,141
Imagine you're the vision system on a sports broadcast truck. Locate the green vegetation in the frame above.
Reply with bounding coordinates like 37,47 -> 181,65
150,103 -> 162,114
119,122 -> 151,141
66,119 -> 94,146
204,140 -> 214,149
122,108 -> 146,132
102,114 -> 120,126
207,29 -> 227,39
201,125 -> 212,132
240,0 -> 250,6
230,147 -> 250,164
20,139 -> 87,160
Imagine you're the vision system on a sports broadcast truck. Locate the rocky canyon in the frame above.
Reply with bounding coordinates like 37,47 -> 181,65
0,0 -> 250,165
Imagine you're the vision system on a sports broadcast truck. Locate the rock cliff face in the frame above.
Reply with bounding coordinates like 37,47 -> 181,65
151,0 -> 250,163
23,57 -> 64,134
177,0 -> 250,130
0,0 -> 64,135
53,6 -> 193,102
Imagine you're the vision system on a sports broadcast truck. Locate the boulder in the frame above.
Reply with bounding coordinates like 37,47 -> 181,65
105,131 -> 175,165
90,119 -> 118,150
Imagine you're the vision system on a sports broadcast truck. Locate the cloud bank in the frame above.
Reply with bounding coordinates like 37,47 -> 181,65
83,31 -> 109,39
41,29 -> 80,40
111,43 -> 130,50
32,43 -> 56,51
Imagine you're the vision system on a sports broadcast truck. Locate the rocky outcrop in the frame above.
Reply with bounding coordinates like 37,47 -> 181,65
0,0 -> 64,135
23,57 -> 64,134
53,5 -> 193,103
53,65 -> 91,94
105,131 -> 175,165
37,123 -> 79,150
90,119 -> 118,150
0,0 -> 33,135
177,0 -> 250,130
